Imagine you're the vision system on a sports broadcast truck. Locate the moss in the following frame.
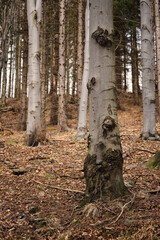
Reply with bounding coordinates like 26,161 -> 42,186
146,151 -> 160,169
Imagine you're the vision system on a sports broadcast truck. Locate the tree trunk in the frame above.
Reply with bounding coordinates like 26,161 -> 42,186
76,0 -> 89,141
131,26 -> 139,105
155,0 -> 160,121
58,0 -> 68,131
41,1 -> 47,140
1,39 -> 8,107
140,0 -> 159,140
25,0 -> 42,146
77,0 -> 84,101
18,0 -> 28,131
71,27 -> 77,103
84,0 -> 129,203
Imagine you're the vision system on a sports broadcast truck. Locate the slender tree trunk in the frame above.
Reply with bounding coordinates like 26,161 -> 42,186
58,0 -> 68,131
50,3 -> 59,125
115,47 -> 122,90
77,0 -> 84,101
25,0 -> 42,146
84,0 -> 129,203
15,34 -> 21,99
66,8 -> 70,99
155,0 -> 160,121
18,0 -> 28,131
1,39 -> 7,107
71,27 -> 77,103
140,0 -> 159,140
131,26 -> 139,105
41,1 -> 47,140
8,35 -> 13,98
76,0 -> 89,141
123,43 -> 127,91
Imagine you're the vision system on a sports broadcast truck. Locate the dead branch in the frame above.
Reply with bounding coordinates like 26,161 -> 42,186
32,179 -> 84,194
124,148 -> 156,158
111,193 -> 136,224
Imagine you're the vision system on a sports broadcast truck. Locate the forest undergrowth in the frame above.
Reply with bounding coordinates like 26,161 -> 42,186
0,93 -> 160,240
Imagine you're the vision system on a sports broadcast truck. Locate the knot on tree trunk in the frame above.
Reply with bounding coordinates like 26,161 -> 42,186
87,77 -> 96,93
92,26 -> 112,48
102,116 -> 115,136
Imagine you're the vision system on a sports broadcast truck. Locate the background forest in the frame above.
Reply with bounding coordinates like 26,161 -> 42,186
0,0 -> 160,239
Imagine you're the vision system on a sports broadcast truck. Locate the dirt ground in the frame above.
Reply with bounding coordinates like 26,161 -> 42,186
0,94 -> 160,240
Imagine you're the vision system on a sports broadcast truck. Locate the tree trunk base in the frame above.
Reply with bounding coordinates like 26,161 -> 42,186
146,151 -> 160,169
76,127 -> 88,141
139,132 -> 160,141
84,153 -> 130,203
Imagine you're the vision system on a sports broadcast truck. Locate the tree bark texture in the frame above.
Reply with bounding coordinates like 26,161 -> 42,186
25,0 -> 42,146
131,26 -> 139,105
77,0 -> 89,141
84,0 -> 129,202
58,0 -> 68,131
140,0 -> 159,140
18,0 -> 28,131
77,0 -> 84,101
155,0 -> 160,121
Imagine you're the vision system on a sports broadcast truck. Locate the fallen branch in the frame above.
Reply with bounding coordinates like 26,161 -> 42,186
124,148 -> 156,158
32,179 -> 84,194
111,193 -> 136,224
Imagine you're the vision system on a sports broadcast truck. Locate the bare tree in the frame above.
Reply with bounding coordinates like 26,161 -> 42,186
84,0 -> 129,202
58,0 -> 68,131
140,0 -> 159,140
77,0 -> 89,141
25,0 -> 42,146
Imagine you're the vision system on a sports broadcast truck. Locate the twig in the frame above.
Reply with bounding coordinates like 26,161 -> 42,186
124,148 -> 156,158
32,179 -> 84,194
110,193 -> 136,224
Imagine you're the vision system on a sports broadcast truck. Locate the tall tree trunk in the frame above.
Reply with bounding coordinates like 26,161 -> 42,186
140,0 -> 159,140
8,34 -> 13,98
77,0 -> 84,101
1,39 -> 7,107
155,0 -> 160,121
71,26 -> 78,103
58,0 -> 68,131
18,0 -> 28,131
15,34 -> 21,99
66,7 -> 70,99
131,26 -> 139,105
50,3 -> 59,125
84,0 -> 129,203
76,0 -> 89,141
41,1 -> 47,140
25,0 -> 42,146
115,47 -> 122,90
123,43 -> 127,91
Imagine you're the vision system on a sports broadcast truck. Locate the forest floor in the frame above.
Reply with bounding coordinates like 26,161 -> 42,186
0,93 -> 160,240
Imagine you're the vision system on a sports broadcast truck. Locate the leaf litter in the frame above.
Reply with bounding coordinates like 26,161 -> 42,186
0,96 -> 160,239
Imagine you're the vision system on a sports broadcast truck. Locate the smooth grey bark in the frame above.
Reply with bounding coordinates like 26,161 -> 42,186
25,0 -> 42,146
58,0 -> 68,131
0,4 -> 12,106
155,0 -> 160,121
140,0 -> 159,140
41,1 -> 47,140
76,0 -> 89,141
84,0 -> 129,202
